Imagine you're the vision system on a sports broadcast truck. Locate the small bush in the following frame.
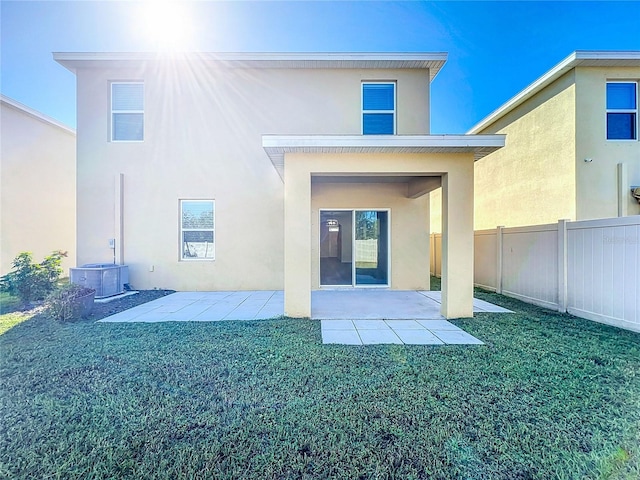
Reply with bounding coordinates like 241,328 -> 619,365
0,251 -> 67,308
45,283 -> 96,322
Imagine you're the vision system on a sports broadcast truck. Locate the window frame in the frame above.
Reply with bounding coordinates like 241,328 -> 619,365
361,81 -> 397,135
110,81 -> 144,142
180,199 -> 215,262
606,81 -> 638,141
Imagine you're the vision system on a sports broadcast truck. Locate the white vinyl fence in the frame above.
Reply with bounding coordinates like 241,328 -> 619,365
431,216 -> 640,333
355,239 -> 378,263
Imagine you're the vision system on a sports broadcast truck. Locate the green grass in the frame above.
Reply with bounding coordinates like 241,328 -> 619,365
0,293 -> 32,334
1,285 -> 639,479
0,311 -> 32,335
0,292 -> 22,315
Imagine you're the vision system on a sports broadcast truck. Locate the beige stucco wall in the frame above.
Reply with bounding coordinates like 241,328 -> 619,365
311,182 -> 430,290
574,66 -> 640,219
431,71 -> 577,232
74,61 -> 432,290
284,152 -> 475,318
1,99 -> 76,275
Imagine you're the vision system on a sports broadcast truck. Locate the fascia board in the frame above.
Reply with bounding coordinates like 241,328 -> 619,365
53,51 -> 448,80
262,134 -> 505,149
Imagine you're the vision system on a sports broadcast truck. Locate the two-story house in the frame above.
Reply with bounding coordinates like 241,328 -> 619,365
431,50 -> 640,232
54,52 -> 504,318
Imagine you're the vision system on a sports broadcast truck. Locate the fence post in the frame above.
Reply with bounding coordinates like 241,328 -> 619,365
429,232 -> 436,276
557,219 -> 568,312
496,226 -> 504,294
434,234 -> 440,278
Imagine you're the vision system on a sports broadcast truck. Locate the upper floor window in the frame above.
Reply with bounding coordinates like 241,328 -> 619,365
181,200 -> 215,261
111,82 -> 144,141
606,82 -> 637,140
362,82 -> 396,135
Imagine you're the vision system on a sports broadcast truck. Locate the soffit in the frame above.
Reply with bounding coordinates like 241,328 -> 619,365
263,135 -> 506,180
53,52 -> 448,81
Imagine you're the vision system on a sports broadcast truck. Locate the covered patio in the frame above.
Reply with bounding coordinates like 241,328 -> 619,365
262,134 -> 505,320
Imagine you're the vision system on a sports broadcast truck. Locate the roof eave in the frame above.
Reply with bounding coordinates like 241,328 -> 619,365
0,94 -> 76,135
262,134 -> 506,180
53,51 -> 448,80
468,50 -> 640,134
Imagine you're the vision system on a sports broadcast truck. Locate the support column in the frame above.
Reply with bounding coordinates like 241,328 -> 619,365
440,161 -> 474,319
283,161 -> 312,318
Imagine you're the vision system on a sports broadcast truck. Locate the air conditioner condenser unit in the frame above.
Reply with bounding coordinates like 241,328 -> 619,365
69,264 -> 129,298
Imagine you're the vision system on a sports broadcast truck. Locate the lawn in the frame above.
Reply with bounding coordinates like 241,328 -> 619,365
1,284 -> 639,479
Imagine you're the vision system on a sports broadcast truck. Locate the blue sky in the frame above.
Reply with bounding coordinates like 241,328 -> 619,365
2,0 -> 639,133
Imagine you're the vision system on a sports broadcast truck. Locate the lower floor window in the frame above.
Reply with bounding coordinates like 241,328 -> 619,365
180,200 -> 215,260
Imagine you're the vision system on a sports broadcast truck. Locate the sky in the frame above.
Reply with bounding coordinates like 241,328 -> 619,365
1,0 -> 639,133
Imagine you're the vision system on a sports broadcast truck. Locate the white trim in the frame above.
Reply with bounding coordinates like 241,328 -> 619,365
0,94 -> 75,135
110,81 -> 144,142
319,209 -> 352,288
263,134 -> 506,179
263,134 -> 505,149
179,199 -> 215,261
353,209 -> 391,288
319,208 -> 391,288
54,52 -> 448,81
468,50 -> 640,134
361,81 -> 396,135
606,81 -> 638,141
54,51 -> 449,62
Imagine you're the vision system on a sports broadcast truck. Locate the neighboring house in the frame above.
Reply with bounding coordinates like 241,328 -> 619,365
54,52 -> 504,318
431,50 -> 640,232
0,95 -> 76,275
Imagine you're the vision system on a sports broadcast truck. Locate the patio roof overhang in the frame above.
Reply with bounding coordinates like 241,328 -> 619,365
262,134 -> 506,180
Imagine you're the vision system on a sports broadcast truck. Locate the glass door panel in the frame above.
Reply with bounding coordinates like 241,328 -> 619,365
319,211 -> 353,286
355,211 -> 388,286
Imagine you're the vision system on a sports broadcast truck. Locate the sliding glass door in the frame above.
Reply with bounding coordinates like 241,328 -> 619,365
354,210 -> 388,285
320,210 -> 389,287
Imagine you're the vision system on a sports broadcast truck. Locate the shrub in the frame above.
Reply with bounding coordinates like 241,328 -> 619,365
0,251 -> 67,308
45,283 -> 96,322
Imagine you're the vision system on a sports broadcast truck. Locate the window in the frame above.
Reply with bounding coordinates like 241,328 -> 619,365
606,82 -> 637,140
362,82 -> 396,134
111,82 -> 144,141
180,200 -> 215,260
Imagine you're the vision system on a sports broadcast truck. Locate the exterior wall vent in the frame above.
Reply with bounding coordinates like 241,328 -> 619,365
69,264 -> 129,298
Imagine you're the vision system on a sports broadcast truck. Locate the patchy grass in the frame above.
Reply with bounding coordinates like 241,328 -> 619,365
0,292 -> 22,314
0,311 -> 32,335
0,287 -> 639,479
0,293 -> 33,334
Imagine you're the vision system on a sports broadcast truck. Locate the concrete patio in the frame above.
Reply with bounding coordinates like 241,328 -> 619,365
98,290 -> 512,345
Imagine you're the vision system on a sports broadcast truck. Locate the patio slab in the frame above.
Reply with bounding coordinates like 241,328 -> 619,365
312,290 -> 443,320
321,318 -> 482,346
98,289 -> 510,345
